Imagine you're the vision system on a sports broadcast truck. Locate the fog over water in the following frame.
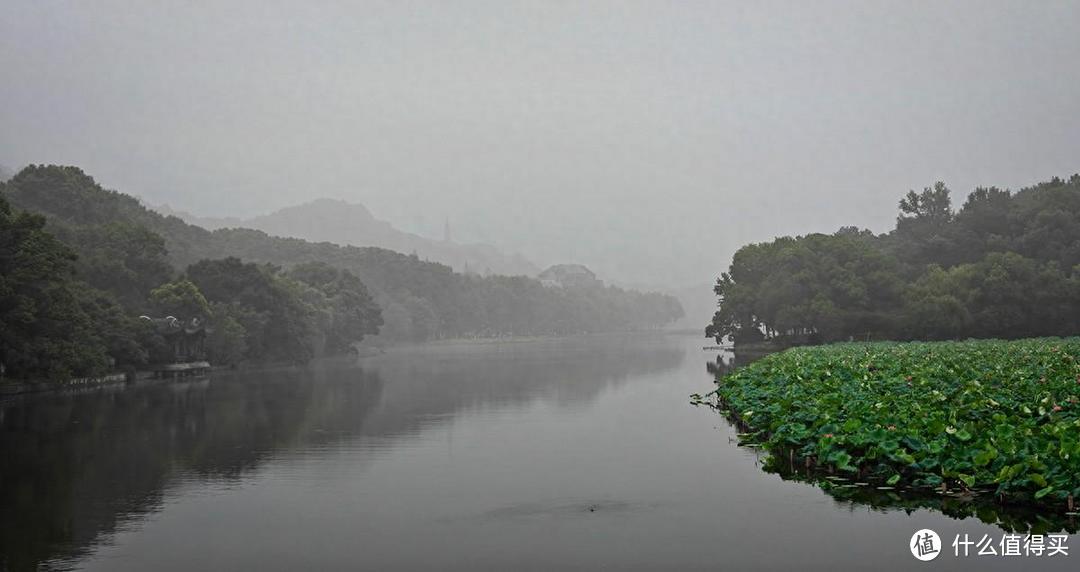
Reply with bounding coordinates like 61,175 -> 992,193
3,5 -> 1080,567
5,335 -> 1072,571
2,1 -> 1079,288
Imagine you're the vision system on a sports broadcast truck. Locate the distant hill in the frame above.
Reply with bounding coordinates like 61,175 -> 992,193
4,165 -> 684,342
667,282 -> 719,333
618,279 -> 718,333
157,199 -> 538,277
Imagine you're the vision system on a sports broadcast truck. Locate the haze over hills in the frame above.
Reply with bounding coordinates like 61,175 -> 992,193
161,198 -> 715,330
156,199 -> 539,278
4,2 -> 1080,325
664,282 -> 717,332
3,165 -> 684,348
12,157 -> 706,330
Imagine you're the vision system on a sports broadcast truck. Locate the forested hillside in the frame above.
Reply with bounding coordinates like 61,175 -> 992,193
158,199 -> 539,277
0,165 -> 682,380
707,175 -> 1080,345
0,185 -> 383,379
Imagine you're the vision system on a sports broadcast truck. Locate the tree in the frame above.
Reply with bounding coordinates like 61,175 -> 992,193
0,195 -> 109,379
287,262 -> 383,353
5,164 -> 685,344
901,265 -> 971,340
898,182 -> 953,226
709,174 -> 1080,346
206,303 -> 248,366
73,284 -> 150,368
66,222 -> 174,311
709,232 -> 903,344
186,258 -> 315,363
149,279 -> 211,319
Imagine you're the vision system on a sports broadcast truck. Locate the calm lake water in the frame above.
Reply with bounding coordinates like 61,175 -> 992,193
1,333 -> 1075,571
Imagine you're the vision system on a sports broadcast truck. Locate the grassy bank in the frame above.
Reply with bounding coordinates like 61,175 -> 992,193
698,338 -> 1080,513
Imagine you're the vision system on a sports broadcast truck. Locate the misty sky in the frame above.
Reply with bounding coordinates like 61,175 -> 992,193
2,1 -> 1079,288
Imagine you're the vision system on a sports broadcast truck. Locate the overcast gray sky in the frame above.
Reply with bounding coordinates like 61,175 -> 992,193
2,1 -> 1079,287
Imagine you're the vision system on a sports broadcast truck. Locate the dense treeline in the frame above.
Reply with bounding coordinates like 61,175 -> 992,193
0,185 -> 383,380
707,175 -> 1080,345
0,195 -> 115,379
4,165 -> 681,342
0,168 -> 381,380
0,165 -> 682,379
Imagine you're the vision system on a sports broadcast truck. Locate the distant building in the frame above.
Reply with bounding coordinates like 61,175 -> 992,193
537,264 -> 602,289
140,316 -> 209,362
140,316 -> 212,378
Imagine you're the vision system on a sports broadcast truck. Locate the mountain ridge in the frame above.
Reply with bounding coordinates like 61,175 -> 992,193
3,165 -> 684,342
155,199 -> 539,277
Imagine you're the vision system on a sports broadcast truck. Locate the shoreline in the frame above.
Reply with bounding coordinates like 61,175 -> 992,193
1,330 -> 690,398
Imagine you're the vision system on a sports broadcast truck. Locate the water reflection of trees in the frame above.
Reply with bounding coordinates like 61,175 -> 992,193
768,465 -> 1080,535
0,366 -> 385,571
705,350 -> 770,378
363,335 -> 685,437
0,334 -> 684,570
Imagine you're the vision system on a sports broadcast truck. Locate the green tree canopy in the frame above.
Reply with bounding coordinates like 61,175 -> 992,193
4,165 -> 684,342
710,174 -> 1080,345
287,261 -> 383,353
149,279 -> 211,320
186,257 -> 316,363
0,195 -> 110,379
